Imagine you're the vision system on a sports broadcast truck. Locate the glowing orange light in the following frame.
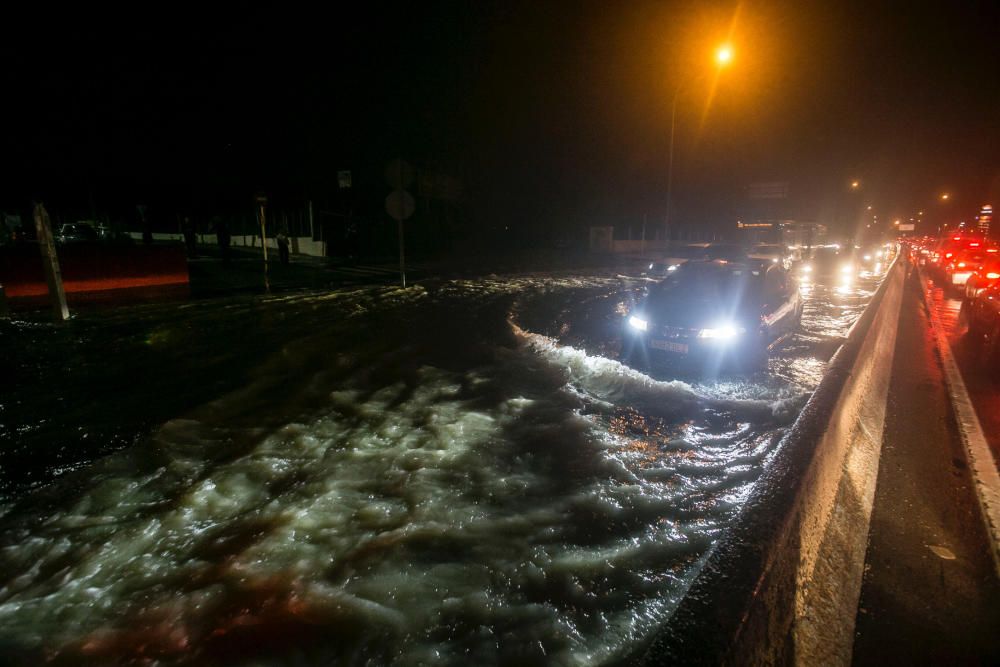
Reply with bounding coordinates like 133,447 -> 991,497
715,44 -> 734,66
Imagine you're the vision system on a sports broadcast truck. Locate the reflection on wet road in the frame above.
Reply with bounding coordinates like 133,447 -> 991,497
921,274 -> 1000,467
0,268 -> 882,665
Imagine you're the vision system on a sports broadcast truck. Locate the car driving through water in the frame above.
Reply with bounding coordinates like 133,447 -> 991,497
623,258 -> 802,370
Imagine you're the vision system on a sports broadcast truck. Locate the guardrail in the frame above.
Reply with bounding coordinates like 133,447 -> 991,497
636,256 -> 906,666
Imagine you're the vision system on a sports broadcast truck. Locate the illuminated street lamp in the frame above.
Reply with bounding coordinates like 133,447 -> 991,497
715,44 -> 734,66
850,180 -> 860,189
664,43 -> 733,239
941,193 -> 950,201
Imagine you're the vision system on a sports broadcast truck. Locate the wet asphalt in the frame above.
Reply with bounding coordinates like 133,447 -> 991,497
852,268 -> 1000,665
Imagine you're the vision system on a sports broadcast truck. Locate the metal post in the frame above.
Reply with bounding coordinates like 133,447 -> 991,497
307,200 -> 314,239
257,196 -> 270,292
399,161 -> 406,288
665,88 -> 680,242
33,203 -> 69,321
641,213 -> 647,257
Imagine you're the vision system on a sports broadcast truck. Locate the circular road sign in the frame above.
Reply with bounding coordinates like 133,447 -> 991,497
385,190 -> 416,221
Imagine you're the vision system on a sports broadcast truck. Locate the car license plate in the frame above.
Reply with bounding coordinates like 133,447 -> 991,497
650,339 -> 688,353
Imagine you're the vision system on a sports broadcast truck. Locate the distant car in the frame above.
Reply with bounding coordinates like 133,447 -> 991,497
57,223 -> 98,244
748,243 -> 791,268
942,241 -> 994,290
965,282 -> 1000,372
798,246 -> 858,280
643,243 -> 747,278
623,259 -> 802,369
963,250 -> 1000,300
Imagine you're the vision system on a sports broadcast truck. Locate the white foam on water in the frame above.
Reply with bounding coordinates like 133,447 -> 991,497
0,273 -> 869,665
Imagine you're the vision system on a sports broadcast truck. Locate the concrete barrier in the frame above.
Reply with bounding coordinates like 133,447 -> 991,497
637,257 -> 906,666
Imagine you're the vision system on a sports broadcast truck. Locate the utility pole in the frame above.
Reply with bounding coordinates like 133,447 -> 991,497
33,203 -> 69,321
256,195 -> 270,292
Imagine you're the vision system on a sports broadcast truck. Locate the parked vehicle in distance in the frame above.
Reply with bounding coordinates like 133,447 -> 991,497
56,223 -> 98,244
623,258 -> 802,370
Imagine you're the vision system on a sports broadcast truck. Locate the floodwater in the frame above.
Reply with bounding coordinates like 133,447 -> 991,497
0,267 -> 882,665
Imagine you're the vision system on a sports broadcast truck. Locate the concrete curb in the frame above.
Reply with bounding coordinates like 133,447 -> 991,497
637,257 -> 906,666
918,269 -> 1000,577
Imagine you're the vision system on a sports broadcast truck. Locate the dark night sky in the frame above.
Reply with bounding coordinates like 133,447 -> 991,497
2,1 -> 998,239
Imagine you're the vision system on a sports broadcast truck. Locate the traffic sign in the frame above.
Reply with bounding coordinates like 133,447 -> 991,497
385,158 -> 415,190
385,190 -> 415,221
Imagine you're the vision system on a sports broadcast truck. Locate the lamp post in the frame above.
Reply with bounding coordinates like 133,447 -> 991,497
664,43 -> 733,241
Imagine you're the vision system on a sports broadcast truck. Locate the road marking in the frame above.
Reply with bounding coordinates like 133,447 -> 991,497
919,269 -> 1000,577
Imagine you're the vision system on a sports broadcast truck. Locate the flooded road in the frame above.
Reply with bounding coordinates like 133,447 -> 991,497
0,268 -> 882,665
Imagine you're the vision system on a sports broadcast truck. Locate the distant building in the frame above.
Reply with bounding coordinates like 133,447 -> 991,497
977,204 -> 992,236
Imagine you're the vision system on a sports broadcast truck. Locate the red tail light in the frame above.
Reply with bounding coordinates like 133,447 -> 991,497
957,262 -> 966,268
969,242 -> 980,247
945,252 -> 953,258
987,272 -> 1000,280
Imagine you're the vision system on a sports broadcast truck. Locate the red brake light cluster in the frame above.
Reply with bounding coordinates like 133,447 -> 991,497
987,272 -> 1000,280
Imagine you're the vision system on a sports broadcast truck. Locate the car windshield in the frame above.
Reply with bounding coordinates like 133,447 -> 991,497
703,245 -> 749,262
653,262 -> 760,301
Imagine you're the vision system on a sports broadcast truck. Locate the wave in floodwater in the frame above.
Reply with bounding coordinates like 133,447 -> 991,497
0,272 -> 880,665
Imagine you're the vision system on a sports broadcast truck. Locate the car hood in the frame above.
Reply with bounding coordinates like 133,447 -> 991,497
638,288 -> 758,330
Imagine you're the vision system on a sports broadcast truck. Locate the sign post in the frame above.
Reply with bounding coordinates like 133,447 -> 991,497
33,203 -> 69,321
255,195 -> 270,292
385,159 -> 416,287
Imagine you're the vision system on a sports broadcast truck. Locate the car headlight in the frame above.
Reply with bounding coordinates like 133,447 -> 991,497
698,324 -> 744,339
841,264 -> 854,274
667,264 -> 678,272
628,315 -> 648,332
801,264 -> 813,273
863,254 -> 872,261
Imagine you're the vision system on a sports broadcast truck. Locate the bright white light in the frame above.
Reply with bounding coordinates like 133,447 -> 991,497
840,264 -> 854,274
649,263 -> 654,270
698,324 -> 744,340
667,264 -> 678,272
863,254 -> 872,261
875,251 -> 883,258
628,315 -> 648,332
802,264 -> 813,273
772,258 -> 778,263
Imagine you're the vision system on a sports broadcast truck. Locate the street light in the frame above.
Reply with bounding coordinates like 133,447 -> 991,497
715,44 -> 734,66
850,180 -> 860,189
941,193 -> 950,201
665,43 -> 733,239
